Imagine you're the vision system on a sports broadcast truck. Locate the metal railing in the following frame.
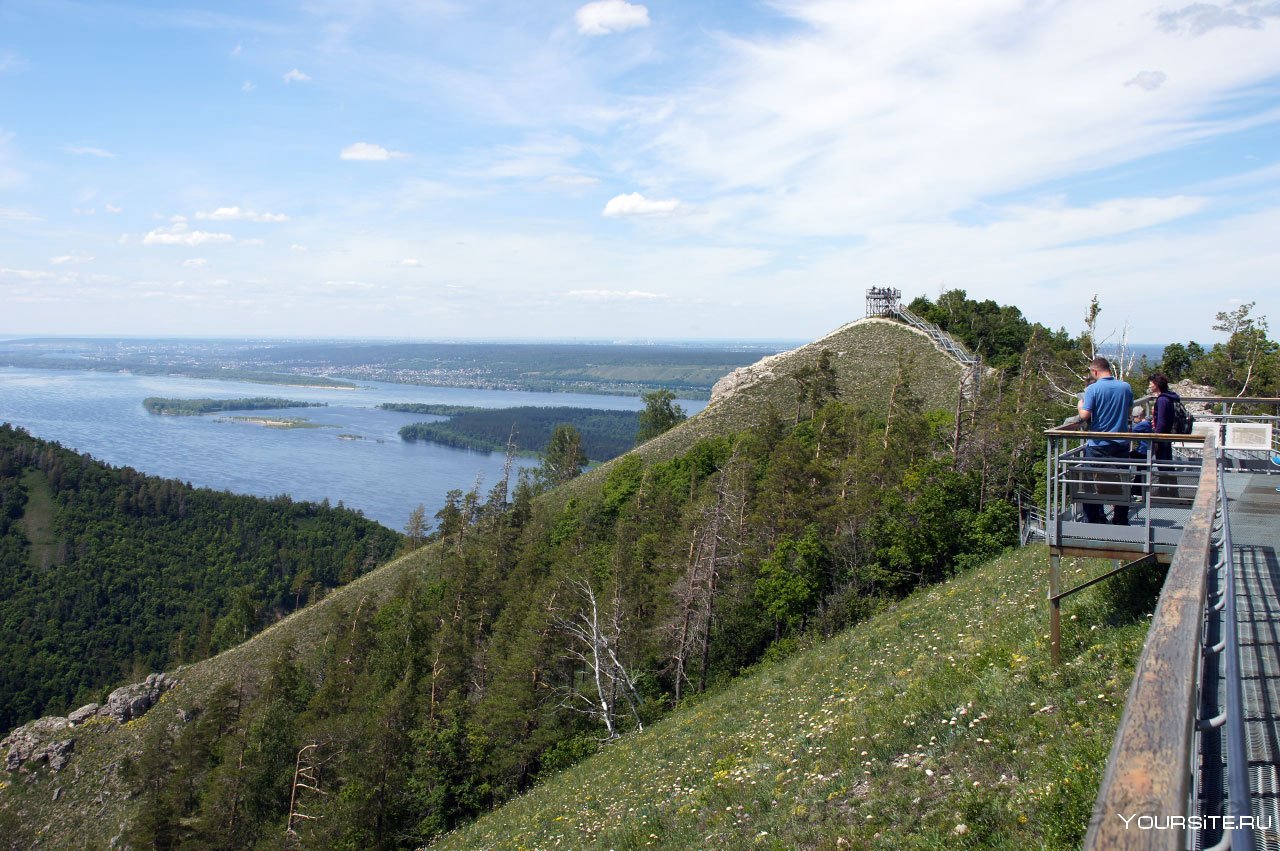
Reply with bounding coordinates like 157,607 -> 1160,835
1084,433 -> 1256,850
889,305 -> 980,368
1045,426 -> 1205,555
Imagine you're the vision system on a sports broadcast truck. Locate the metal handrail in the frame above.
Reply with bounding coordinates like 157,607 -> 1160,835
1083,434 -> 1229,849
1204,447 -> 1254,851
888,306 -> 980,367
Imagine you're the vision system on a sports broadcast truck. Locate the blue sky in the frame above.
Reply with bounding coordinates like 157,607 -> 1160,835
1,0 -> 1278,344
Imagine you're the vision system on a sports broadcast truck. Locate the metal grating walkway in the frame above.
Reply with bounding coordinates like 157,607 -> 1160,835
1224,474 -> 1280,849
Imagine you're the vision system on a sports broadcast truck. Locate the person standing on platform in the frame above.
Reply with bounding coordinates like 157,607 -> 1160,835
1078,357 -> 1134,525
1147,372 -> 1179,464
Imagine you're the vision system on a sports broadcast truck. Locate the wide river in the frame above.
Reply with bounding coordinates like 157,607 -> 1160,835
0,367 -> 708,531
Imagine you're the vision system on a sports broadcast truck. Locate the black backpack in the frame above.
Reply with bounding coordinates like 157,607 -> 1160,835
1168,393 -> 1193,435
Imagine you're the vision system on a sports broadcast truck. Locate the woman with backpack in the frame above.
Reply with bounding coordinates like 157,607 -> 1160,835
1147,372 -> 1182,463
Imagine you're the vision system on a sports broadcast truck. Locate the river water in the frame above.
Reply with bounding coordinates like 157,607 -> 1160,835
0,368 -> 707,531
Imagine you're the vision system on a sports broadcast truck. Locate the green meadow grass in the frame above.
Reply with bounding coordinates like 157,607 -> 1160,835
430,547 -> 1155,850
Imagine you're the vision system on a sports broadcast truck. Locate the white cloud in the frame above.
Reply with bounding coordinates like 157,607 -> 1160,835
291,244 -> 309,252
0,207 -> 40,223
565,289 -> 666,300
231,42 -> 242,57
576,0 -> 650,36
195,206 -> 289,222
637,0 -> 1280,242
105,203 -> 123,214
50,254 -> 94,265
0,52 -> 26,73
400,258 -> 421,267
1157,2 -> 1280,35
0,267 -> 55,281
142,222 -> 234,246
545,174 -> 602,188
64,145 -> 117,158
1125,71 -> 1167,91
340,141 -> 408,161
283,68 -> 312,83
603,192 -> 680,217
242,80 -> 255,92
183,258 -> 209,268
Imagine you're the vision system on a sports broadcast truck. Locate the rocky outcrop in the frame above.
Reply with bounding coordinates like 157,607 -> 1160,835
2,673 -> 177,773
102,673 -> 176,724
3,717 -> 72,772
709,349 -> 790,406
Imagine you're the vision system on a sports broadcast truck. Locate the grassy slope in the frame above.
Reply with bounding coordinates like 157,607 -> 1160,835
0,319 -> 971,847
18,469 -> 58,571
564,319 -> 963,500
430,549 -> 1151,850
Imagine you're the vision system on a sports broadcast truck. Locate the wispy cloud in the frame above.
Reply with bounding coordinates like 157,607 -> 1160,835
576,0 -> 650,36
565,289 -> 665,300
546,174 -> 602,188
195,206 -> 289,222
105,203 -> 122,214
340,141 -> 408,161
603,192 -> 679,217
50,254 -> 95,265
1125,71 -> 1167,91
242,80 -> 255,92
183,258 -> 209,268
0,52 -> 26,73
0,208 -> 40,223
64,145 -> 117,158
1157,1 -> 1280,35
142,222 -> 234,246
283,68 -> 312,83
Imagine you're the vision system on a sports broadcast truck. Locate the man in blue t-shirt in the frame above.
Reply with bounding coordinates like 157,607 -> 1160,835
1078,357 -> 1134,525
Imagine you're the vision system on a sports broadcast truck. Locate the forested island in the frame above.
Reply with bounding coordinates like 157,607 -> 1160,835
376,402 -> 485,416
143,397 -> 327,416
398,405 -> 640,460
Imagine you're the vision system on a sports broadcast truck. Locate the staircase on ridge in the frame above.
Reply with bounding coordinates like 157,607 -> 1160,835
865,286 -> 983,401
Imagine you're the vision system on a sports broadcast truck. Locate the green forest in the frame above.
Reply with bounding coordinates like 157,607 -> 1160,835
376,403 -> 484,416
398,406 -> 641,461
0,424 -> 402,731
143,397 -> 327,416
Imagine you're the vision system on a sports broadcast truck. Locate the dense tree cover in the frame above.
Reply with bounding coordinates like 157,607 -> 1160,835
537,424 -> 588,487
635,389 -> 687,443
130,353 -> 1061,848
376,403 -> 484,415
398,406 -> 640,461
0,424 -> 402,732
907,290 -> 1075,369
1159,302 -> 1279,398
143,398 -> 326,416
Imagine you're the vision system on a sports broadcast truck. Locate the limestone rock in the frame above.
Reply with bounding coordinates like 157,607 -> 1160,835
68,703 -> 100,725
709,350 -> 789,406
2,717 -> 71,772
99,672 -> 177,724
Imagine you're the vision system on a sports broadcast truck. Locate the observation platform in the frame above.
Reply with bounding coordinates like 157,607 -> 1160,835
1056,398 -> 1280,851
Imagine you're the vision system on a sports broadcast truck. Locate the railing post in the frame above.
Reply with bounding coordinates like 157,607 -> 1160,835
1050,552 -> 1062,665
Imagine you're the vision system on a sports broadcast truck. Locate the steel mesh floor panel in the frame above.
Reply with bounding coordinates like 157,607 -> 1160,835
1252,765 -> 1280,850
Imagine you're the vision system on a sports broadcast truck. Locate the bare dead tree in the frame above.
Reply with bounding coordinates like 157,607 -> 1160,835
553,576 -> 643,739
664,449 -> 747,701
285,742 -> 330,845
